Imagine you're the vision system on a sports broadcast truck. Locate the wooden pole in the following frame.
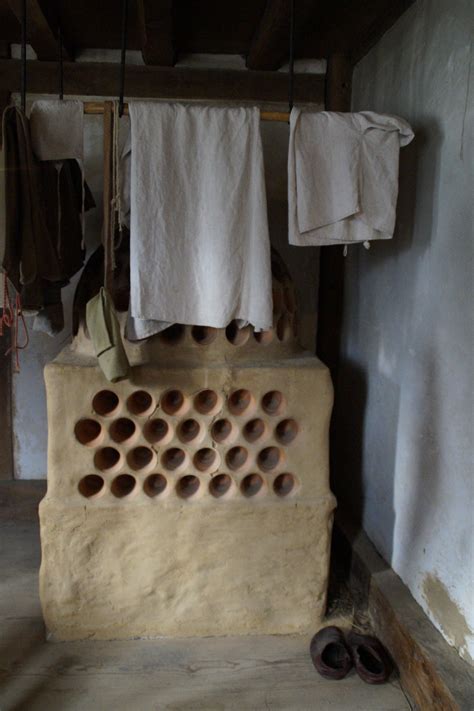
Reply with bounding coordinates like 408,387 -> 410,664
316,53 -> 353,374
83,101 -> 289,122
317,53 -> 353,511
102,101 -> 114,292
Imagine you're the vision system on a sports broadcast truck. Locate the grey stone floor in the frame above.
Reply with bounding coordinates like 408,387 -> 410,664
0,493 -> 412,710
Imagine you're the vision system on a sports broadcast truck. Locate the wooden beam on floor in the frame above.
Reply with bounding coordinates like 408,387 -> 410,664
6,0 -> 72,61
246,0 -> 316,71
137,0 -> 175,66
336,514 -> 474,711
0,59 -> 325,104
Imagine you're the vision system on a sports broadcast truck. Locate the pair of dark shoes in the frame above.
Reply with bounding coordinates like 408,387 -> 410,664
310,626 -> 393,684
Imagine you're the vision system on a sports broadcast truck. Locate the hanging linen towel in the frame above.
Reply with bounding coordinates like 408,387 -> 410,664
86,287 -> 130,382
288,110 -> 414,246
127,102 -> 272,340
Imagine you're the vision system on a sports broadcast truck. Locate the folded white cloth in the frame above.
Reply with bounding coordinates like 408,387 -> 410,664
127,102 -> 272,340
288,110 -> 414,246
30,100 -> 83,161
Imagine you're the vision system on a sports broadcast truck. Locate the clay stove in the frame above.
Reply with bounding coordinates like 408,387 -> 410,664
39,268 -> 335,640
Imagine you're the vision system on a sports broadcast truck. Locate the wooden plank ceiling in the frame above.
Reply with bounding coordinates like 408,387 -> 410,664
0,0 -> 414,103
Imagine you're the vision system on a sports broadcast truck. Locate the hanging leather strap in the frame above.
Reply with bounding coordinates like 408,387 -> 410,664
288,0 -> 295,113
118,0 -> 129,117
20,0 -> 27,113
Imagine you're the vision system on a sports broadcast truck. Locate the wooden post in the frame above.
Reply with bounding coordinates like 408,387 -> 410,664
0,328 -> 14,479
102,101 -> 114,292
0,41 -> 11,148
317,54 -> 353,503
0,41 -> 13,478
316,53 -> 353,374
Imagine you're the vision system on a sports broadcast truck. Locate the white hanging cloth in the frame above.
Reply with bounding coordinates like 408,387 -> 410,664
288,109 -> 414,246
126,102 -> 273,340
30,100 -> 84,162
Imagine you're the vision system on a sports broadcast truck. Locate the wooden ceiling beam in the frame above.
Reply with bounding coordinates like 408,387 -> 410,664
7,0 -> 73,61
137,0 -> 175,66
349,0 -> 414,64
246,0 -> 316,71
301,0 -> 415,64
0,59 -> 324,104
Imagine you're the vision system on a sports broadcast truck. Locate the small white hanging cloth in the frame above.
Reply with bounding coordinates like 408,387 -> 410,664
127,102 -> 272,340
30,100 -> 83,161
288,110 -> 414,246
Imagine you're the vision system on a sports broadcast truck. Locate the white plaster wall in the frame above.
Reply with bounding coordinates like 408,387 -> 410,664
10,101 -> 104,479
8,55 -> 321,479
338,0 -> 474,663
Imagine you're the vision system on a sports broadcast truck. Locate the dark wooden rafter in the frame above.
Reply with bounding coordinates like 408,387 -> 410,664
299,0 -> 415,64
246,0 -> 316,71
7,0 -> 73,61
0,59 -> 325,104
349,0 -> 414,64
137,0 -> 175,66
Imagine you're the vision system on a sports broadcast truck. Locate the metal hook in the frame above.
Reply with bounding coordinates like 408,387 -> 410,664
288,0 -> 295,115
20,0 -> 27,112
118,0 -> 129,118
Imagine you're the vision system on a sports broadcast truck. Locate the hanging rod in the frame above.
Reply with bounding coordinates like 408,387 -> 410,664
82,101 -> 289,122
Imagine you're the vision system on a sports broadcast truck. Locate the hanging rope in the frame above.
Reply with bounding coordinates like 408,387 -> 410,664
5,293 -> 29,373
288,0 -> 295,113
0,273 -> 14,337
20,0 -> 27,112
111,100 -> 124,259
118,0 -> 129,118
0,274 -> 29,373
58,17 -> 64,100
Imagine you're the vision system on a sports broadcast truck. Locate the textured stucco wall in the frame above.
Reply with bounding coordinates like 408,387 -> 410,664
336,0 -> 473,663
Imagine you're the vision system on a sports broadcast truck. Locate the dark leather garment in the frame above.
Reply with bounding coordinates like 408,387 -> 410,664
2,105 -> 62,292
2,105 -> 95,334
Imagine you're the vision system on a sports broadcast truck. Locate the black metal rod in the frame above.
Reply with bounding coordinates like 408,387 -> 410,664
58,20 -> 64,99
21,0 -> 27,112
119,0 -> 129,117
288,0 -> 295,113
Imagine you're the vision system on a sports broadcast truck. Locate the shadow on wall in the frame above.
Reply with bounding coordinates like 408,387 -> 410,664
332,360 -> 399,567
401,349 -> 443,575
330,121 -> 444,564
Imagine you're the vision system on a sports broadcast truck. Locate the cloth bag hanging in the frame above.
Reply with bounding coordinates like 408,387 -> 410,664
288,110 -> 414,246
86,287 -> 129,382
